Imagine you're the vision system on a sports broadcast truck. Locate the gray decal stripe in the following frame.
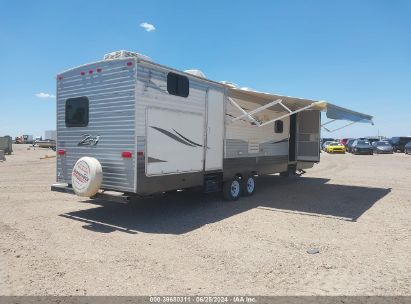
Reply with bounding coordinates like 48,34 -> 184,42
172,129 -> 203,147
150,126 -> 196,147
147,157 -> 167,163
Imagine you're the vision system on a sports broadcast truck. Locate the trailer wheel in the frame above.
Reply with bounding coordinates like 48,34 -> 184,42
223,177 -> 241,201
242,175 -> 256,196
279,171 -> 289,177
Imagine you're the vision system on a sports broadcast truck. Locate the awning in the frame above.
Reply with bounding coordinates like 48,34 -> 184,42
227,88 -> 373,131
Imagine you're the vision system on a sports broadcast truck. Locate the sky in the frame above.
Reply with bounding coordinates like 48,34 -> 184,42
0,0 -> 410,138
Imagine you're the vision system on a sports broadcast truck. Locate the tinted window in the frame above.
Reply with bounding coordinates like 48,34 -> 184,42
65,97 -> 89,127
274,120 -> 283,133
377,142 -> 390,146
358,140 -> 370,145
167,72 -> 189,98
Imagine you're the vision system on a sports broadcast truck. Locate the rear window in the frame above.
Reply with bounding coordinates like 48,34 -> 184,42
65,97 -> 89,127
167,72 -> 189,98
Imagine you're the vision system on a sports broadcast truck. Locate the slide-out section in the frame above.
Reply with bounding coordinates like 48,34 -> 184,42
146,107 -> 205,176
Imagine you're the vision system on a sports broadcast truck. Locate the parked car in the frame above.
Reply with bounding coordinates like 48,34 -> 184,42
352,139 -> 373,155
366,137 -> 380,145
372,141 -> 393,154
341,138 -> 351,146
322,141 -> 334,151
346,139 -> 356,153
390,137 -> 411,153
404,142 -> 411,155
325,142 -> 345,153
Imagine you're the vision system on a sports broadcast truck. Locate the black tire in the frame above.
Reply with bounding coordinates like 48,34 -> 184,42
279,171 -> 289,177
223,177 -> 242,201
242,175 -> 256,196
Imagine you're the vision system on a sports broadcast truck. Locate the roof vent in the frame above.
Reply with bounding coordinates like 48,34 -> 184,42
103,50 -> 152,61
184,69 -> 206,78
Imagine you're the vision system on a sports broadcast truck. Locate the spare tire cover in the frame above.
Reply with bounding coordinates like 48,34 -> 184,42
71,157 -> 103,197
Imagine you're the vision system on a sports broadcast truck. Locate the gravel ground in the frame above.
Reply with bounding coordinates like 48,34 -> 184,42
0,144 -> 410,295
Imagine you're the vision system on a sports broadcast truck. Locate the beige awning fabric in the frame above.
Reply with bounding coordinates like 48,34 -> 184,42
227,88 -> 373,124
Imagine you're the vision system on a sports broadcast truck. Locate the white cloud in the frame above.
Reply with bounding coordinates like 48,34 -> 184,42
140,22 -> 156,32
35,92 -> 55,99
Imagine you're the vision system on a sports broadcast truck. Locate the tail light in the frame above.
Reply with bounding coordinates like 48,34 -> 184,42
126,61 -> 133,67
122,151 -> 132,158
57,149 -> 66,156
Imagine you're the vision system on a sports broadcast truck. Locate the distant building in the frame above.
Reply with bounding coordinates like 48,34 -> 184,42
44,130 -> 57,141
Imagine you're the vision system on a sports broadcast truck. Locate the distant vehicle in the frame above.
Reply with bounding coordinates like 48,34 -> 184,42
341,138 -> 351,146
352,139 -> 373,155
322,141 -> 334,151
325,142 -> 345,153
366,137 -> 380,145
372,141 -> 393,154
390,137 -> 411,153
321,138 -> 335,146
36,139 -> 56,151
346,139 -> 356,153
404,142 -> 411,155
0,136 -> 13,155
15,135 -> 34,144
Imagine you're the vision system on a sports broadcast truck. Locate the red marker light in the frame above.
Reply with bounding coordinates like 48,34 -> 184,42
122,151 -> 132,158
57,75 -> 63,80
80,71 -> 85,76
137,151 -> 144,157
126,61 -> 133,67
57,149 -> 66,156
96,68 -> 102,73
89,70 -> 93,74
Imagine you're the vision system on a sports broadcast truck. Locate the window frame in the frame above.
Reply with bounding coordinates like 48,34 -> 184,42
65,96 -> 89,127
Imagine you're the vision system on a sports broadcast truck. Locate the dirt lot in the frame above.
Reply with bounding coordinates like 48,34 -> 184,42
0,144 -> 410,295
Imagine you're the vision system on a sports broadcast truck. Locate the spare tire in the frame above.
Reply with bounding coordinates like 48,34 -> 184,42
71,157 -> 103,197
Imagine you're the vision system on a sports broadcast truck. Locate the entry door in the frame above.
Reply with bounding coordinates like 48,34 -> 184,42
297,110 -> 320,162
205,89 -> 224,171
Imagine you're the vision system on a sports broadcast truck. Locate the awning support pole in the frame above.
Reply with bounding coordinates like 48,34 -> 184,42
278,101 -> 292,113
321,121 -> 357,132
259,102 -> 318,127
230,98 -> 283,123
227,97 -> 261,126
321,119 -> 337,127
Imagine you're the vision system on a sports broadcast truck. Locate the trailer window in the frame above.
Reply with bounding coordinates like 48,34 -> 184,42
274,120 -> 283,133
167,72 -> 189,98
65,97 -> 89,127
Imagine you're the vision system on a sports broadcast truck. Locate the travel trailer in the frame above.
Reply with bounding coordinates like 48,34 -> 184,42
51,50 -> 373,200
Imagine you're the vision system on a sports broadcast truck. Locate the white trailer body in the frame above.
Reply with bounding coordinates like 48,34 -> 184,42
53,51 -> 373,198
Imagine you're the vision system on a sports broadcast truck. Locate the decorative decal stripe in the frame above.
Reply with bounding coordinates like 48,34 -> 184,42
269,138 -> 289,144
172,129 -> 203,147
149,126 -> 197,147
147,157 -> 167,163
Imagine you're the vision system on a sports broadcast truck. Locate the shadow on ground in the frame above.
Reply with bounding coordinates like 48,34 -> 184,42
60,175 -> 391,234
